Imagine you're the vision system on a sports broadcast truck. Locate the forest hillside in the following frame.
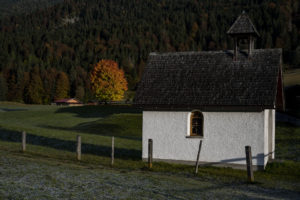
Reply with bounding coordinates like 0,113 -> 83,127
0,0 -> 299,103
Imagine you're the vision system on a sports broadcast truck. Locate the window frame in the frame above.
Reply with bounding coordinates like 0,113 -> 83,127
186,111 -> 204,138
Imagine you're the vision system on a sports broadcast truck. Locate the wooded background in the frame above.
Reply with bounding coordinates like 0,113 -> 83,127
0,0 -> 299,104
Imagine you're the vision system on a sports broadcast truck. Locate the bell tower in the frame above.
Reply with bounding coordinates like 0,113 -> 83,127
227,11 -> 259,60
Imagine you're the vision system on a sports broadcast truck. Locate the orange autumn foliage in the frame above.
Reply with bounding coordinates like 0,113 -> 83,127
90,60 -> 128,101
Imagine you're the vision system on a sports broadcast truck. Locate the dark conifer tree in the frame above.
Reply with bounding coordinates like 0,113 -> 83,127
0,73 -> 7,101
54,71 -> 70,100
24,67 -> 45,104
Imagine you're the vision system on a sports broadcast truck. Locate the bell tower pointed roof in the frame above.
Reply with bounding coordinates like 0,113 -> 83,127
227,11 -> 259,37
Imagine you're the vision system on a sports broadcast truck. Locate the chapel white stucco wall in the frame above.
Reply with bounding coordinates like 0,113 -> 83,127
271,109 -> 275,159
264,109 -> 269,166
266,109 -> 276,161
142,111 -> 270,167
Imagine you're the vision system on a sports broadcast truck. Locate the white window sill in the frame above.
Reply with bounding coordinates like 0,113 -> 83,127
186,136 -> 203,138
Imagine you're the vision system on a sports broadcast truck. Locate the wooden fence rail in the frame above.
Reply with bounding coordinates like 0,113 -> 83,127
148,139 -> 153,169
77,135 -> 81,161
195,140 -> 202,174
245,146 -> 254,183
16,131 -> 256,178
111,136 -> 114,166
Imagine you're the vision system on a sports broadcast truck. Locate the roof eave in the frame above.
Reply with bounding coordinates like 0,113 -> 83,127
133,104 -> 274,112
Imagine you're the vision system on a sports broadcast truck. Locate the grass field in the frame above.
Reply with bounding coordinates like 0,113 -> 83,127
0,103 -> 143,167
0,102 -> 299,199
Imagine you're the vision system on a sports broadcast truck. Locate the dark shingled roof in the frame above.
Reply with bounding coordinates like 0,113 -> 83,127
227,13 -> 260,37
134,49 -> 283,111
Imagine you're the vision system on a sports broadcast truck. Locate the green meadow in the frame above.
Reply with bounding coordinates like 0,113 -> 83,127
0,103 -> 143,168
0,102 -> 299,198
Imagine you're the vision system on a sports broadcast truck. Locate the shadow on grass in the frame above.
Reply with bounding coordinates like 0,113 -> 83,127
55,105 -> 142,118
40,122 -> 141,141
276,122 -> 300,162
0,108 -> 28,112
42,105 -> 142,140
0,128 -> 141,160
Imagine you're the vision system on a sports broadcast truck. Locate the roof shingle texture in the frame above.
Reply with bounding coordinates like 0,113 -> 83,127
134,49 -> 281,109
227,13 -> 259,36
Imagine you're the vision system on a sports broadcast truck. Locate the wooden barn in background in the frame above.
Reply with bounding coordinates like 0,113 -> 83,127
54,98 -> 83,106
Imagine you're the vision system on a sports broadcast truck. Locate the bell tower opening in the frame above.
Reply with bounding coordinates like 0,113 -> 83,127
227,11 -> 260,60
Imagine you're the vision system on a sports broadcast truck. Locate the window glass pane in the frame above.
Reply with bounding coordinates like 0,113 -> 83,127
192,127 -> 197,134
191,112 -> 203,136
192,118 -> 199,125
196,125 -> 202,135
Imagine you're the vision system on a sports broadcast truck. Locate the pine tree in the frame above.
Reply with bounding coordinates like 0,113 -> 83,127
54,71 -> 70,100
24,67 -> 45,104
0,73 -> 7,101
6,72 -> 18,101
42,68 -> 57,103
75,85 -> 85,101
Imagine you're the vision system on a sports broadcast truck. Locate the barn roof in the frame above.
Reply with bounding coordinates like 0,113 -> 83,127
227,12 -> 260,37
54,98 -> 82,104
134,49 -> 283,111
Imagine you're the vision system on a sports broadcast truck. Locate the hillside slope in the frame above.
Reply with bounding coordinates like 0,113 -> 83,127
0,0 -> 63,18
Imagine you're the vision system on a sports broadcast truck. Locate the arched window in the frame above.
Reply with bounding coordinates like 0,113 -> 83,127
190,111 -> 203,137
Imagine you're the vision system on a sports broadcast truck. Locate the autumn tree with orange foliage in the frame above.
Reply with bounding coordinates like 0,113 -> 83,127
90,60 -> 128,102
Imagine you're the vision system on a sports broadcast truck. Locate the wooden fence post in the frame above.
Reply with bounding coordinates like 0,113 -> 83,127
195,140 -> 202,174
22,131 -> 26,152
245,146 -> 254,183
77,135 -> 81,161
148,139 -> 153,169
111,136 -> 114,166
